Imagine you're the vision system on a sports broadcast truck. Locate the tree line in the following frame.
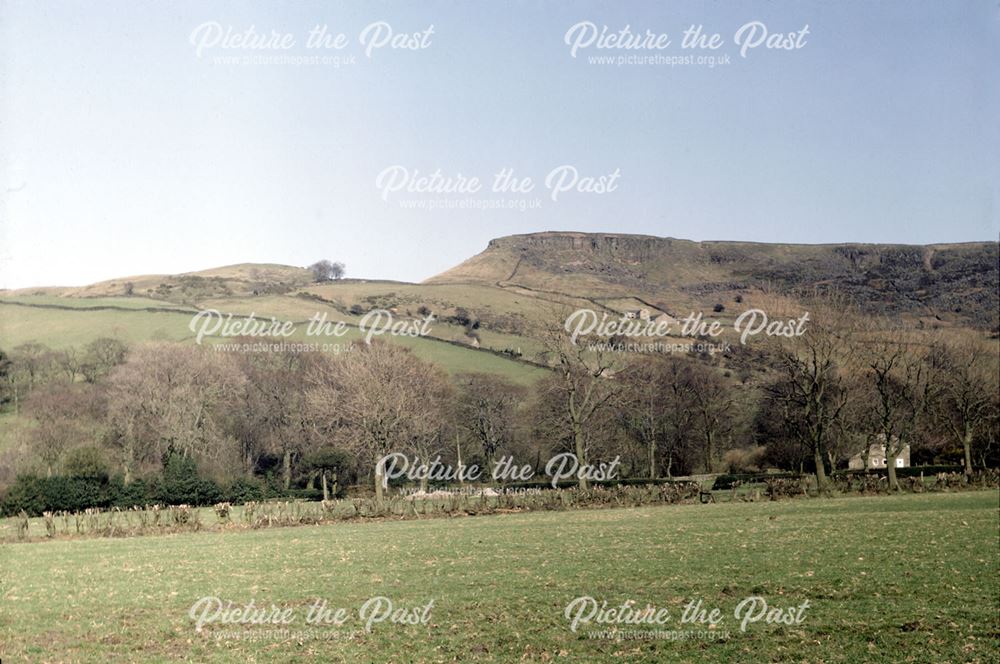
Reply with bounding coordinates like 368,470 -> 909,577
0,303 -> 996,503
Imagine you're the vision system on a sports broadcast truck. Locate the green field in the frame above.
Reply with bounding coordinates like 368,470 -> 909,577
0,298 -> 545,385
1,491 -> 996,662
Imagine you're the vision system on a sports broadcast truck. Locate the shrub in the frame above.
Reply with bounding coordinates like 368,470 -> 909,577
109,477 -> 154,509
157,449 -> 223,506
721,446 -> 767,474
63,446 -> 111,481
223,477 -> 265,504
0,475 -> 113,516
0,476 -> 47,516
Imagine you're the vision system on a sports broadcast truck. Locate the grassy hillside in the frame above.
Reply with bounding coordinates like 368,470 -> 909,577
4,263 -> 314,301
0,298 -> 544,385
3,232 -> 996,388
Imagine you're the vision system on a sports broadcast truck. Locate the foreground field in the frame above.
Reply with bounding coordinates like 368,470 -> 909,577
1,492 -> 997,663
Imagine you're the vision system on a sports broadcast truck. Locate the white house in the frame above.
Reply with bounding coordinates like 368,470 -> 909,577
848,440 -> 911,470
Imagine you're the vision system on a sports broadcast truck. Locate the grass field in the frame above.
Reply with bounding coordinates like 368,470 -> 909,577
0,297 -> 545,385
1,491 -> 996,662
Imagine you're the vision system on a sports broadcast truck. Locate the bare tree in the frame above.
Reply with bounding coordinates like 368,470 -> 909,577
307,341 -> 450,502
856,329 -> 929,490
618,357 -> 702,479
861,328 -> 930,489
308,260 -> 346,282
538,323 -> 620,489
618,359 -> 671,479
764,301 -> 858,493
6,343 -> 59,412
80,338 -> 129,383
927,334 -> 999,481
25,383 -> 105,477
455,373 -> 525,473
235,347 -> 325,488
106,344 -> 245,482
684,360 -> 737,473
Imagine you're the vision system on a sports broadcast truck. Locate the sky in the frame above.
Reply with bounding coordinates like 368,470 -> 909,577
1,0 -> 998,289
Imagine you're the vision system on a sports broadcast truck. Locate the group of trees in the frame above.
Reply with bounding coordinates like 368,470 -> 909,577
755,304 -> 998,492
308,260 -> 345,282
1,306 -> 996,504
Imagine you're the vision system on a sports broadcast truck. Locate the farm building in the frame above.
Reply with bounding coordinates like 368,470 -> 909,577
848,441 -> 911,470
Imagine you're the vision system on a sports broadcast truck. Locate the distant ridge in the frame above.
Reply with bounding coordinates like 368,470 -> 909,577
427,232 -> 1000,328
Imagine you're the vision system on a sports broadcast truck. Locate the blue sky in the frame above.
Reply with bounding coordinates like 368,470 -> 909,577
1,0 -> 997,288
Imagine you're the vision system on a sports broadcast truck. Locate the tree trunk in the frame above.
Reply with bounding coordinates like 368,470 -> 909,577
573,423 -> 589,490
374,462 -> 385,505
813,442 -> 827,494
243,444 -> 255,478
963,427 -> 974,482
282,450 -> 292,490
321,472 -> 329,501
704,431 -> 714,473
887,456 -> 899,492
648,440 -> 656,480
484,453 -> 494,482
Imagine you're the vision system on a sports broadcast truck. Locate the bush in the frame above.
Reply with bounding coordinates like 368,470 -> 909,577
157,449 -> 223,506
712,472 -> 801,490
63,446 -> 111,481
0,476 -> 47,516
0,475 -> 112,516
284,488 -> 324,501
109,477 -> 154,508
225,477 -> 267,504
721,446 -> 766,473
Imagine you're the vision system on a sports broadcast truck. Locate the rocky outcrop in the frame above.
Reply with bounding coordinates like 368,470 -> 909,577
433,232 -> 999,328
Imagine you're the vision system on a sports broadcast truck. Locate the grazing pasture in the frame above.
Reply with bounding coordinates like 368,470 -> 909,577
1,491 -> 996,662
0,298 -> 544,384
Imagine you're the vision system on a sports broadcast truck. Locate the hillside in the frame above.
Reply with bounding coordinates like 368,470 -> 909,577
2,232 -> 997,388
3,263 -> 315,301
428,233 -> 1000,329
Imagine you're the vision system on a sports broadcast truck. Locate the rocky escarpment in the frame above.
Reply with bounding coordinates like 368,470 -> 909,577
433,232 -> 1000,328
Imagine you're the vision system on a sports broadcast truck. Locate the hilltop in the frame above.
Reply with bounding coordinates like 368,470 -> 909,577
3,263 -> 315,301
